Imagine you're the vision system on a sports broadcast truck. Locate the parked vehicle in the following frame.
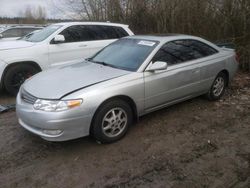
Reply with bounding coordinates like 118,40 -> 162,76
0,25 -> 43,41
0,25 -> 7,32
18,30 -> 41,41
16,35 -> 238,143
0,22 -> 134,95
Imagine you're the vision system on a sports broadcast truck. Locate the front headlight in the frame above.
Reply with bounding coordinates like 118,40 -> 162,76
33,99 -> 83,112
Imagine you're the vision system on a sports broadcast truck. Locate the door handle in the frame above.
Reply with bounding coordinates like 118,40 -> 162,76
193,69 -> 200,74
79,44 -> 88,48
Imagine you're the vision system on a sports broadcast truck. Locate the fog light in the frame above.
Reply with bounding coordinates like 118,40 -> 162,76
43,129 -> 62,135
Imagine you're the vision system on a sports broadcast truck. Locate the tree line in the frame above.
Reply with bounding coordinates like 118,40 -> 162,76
1,0 -> 249,71
67,0 -> 250,71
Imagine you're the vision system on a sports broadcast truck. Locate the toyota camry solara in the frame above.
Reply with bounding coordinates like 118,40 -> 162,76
16,35 -> 238,143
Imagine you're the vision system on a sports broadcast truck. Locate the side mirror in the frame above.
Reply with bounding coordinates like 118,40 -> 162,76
146,61 -> 168,72
0,34 -> 3,38
53,34 -> 65,43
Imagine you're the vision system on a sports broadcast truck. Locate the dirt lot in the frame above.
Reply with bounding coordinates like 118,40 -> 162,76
0,73 -> 249,188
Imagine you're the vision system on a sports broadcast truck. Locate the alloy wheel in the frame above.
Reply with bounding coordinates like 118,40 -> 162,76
212,77 -> 225,97
102,107 -> 128,138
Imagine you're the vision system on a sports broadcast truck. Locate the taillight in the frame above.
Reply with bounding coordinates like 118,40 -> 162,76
235,52 -> 240,63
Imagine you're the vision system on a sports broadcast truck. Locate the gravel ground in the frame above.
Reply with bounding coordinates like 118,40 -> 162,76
0,73 -> 249,188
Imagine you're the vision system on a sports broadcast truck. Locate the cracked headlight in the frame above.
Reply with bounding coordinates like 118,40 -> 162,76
33,99 -> 83,112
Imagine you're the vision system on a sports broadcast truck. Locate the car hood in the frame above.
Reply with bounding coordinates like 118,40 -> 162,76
0,40 -> 35,51
23,62 -> 131,99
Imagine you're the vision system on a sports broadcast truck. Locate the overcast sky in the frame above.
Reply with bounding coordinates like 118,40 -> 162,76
0,0 -> 79,19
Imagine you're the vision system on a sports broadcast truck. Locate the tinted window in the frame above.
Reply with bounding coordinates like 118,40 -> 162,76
98,26 -> 128,39
113,26 -> 129,38
99,26 -> 118,39
59,25 -> 85,43
89,38 -> 159,71
153,43 -> 182,65
59,25 -> 129,43
188,40 -> 218,56
2,28 -> 22,37
84,25 -> 110,40
153,39 -> 218,65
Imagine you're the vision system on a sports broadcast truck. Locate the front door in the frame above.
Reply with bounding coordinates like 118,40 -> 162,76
144,62 -> 201,111
48,25 -> 92,67
144,40 -> 204,111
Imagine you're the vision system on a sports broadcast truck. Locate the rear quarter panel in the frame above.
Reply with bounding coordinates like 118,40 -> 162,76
199,49 -> 237,92
223,48 -> 238,81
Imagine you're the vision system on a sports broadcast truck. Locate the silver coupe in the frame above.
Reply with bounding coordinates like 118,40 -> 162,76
16,35 -> 238,143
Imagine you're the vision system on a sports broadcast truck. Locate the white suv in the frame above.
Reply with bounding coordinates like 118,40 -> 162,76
0,22 -> 134,95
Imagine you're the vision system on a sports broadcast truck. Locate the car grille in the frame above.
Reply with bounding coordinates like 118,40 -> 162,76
21,89 -> 37,105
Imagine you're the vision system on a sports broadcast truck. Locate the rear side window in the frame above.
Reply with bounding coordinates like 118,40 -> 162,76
82,25 -> 128,40
83,25 -> 111,40
153,39 -> 218,65
59,25 -> 129,43
177,40 -> 218,57
113,26 -> 129,38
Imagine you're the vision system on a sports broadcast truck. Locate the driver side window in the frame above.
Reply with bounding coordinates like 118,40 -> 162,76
152,42 -> 182,65
59,25 -> 83,43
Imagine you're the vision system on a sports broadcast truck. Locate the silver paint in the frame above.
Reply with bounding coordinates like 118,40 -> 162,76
16,35 -> 238,141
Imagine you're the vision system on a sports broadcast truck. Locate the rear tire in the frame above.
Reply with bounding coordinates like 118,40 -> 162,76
91,99 -> 133,144
3,64 -> 39,96
206,72 -> 227,101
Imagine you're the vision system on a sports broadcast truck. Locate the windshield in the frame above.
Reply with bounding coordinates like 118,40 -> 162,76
89,38 -> 159,71
18,30 -> 39,40
23,25 -> 62,42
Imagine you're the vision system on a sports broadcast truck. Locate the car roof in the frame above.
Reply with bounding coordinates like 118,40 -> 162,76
125,34 -> 221,52
9,26 -> 43,28
53,22 -> 129,27
2,26 -> 43,30
126,34 -> 192,41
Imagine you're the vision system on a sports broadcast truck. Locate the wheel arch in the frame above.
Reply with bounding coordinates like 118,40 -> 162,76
218,69 -> 229,86
1,61 -> 42,88
90,95 -> 138,133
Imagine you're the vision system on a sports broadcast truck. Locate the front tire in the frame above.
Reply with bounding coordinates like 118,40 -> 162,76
206,72 -> 227,101
91,99 -> 133,144
3,64 -> 39,96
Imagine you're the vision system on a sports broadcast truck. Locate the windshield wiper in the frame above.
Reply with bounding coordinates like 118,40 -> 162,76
85,58 -> 93,62
86,58 -> 118,69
